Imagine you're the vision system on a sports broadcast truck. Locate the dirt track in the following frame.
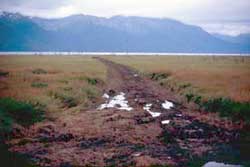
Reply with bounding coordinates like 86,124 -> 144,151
8,58 -> 239,167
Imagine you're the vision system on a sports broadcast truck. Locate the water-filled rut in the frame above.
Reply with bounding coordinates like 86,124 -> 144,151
6,57 -> 241,167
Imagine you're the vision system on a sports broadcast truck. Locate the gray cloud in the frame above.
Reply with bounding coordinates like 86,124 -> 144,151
0,0 -> 68,10
0,0 -> 249,35
1,0 -> 249,20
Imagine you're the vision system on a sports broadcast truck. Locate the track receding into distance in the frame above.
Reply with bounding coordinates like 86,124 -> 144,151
8,57 -> 240,167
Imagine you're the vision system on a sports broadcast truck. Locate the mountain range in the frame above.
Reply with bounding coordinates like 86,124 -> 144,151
0,12 -> 249,53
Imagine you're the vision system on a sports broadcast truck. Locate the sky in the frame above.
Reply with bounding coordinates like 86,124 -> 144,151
0,0 -> 250,36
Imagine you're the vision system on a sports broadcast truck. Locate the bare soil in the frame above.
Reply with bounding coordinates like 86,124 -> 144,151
8,58 -> 240,167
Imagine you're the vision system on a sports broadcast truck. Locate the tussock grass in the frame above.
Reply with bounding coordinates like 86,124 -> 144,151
107,55 -> 250,124
48,91 -> 78,108
0,56 -> 107,113
107,56 -> 250,102
0,109 -> 13,133
184,93 -> 250,123
0,98 -> 44,134
0,70 -> 9,77
31,82 -> 48,88
86,77 -> 98,85
32,68 -> 47,74
203,98 -> 250,123
149,72 -> 170,81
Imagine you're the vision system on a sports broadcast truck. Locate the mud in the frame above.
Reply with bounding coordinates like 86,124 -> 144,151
7,57 -> 241,167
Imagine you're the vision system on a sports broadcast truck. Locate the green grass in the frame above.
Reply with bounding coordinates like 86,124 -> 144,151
159,131 -> 176,144
186,158 -> 207,167
32,68 -> 47,74
84,88 -> 99,100
203,98 -> 250,123
186,142 -> 250,167
149,72 -> 170,81
48,91 -> 78,108
0,70 -> 9,77
0,109 -> 13,133
185,93 -> 202,108
63,87 -> 73,91
0,98 -> 44,134
184,92 -> 250,123
185,93 -> 195,103
239,130 -> 250,163
86,77 -> 98,85
31,82 -> 48,88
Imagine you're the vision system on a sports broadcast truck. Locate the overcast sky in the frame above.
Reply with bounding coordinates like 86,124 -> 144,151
1,0 -> 250,35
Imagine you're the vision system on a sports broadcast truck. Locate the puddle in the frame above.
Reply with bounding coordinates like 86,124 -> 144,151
203,162 -> 242,167
102,93 -> 110,99
161,120 -> 170,124
143,104 -> 161,118
134,74 -> 139,77
148,111 -> 161,118
99,93 -> 173,118
162,100 -> 174,109
143,100 -> 174,118
132,153 -> 141,157
98,92 -> 133,111
143,104 -> 152,112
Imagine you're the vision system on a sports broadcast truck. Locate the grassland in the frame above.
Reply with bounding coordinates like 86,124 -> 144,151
0,56 -> 107,116
107,55 -> 250,102
1,55 -> 250,167
1,55 -> 249,116
1,55 -> 249,122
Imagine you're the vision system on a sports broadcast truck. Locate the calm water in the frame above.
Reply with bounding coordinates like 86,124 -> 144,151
0,52 -> 249,56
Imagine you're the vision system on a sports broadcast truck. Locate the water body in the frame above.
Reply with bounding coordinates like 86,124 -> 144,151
0,52 -> 249,56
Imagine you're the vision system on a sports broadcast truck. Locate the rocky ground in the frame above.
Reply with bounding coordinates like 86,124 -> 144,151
7,58 -> 241,167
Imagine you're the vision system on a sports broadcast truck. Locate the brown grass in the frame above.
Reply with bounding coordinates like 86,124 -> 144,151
106,55 -> 250,102
1,54 -> 249,114
0,55 -> 107,114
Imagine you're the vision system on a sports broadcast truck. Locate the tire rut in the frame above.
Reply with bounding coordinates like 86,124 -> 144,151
7,57 -> 240,167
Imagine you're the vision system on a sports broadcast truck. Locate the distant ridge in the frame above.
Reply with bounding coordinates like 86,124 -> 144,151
0,12 -> 249,53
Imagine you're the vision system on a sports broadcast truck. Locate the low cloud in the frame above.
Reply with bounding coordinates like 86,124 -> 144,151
0,0 -> 249,35
196,21 -> 250,36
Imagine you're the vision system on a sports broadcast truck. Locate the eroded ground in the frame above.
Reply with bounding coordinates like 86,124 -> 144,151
7,58 -> 242,167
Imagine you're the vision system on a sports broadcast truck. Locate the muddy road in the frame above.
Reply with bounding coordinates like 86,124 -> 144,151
8,58 -> 240,167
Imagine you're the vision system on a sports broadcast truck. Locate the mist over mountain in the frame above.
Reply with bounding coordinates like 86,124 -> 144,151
213,33 -> 250,46
0,12 -> 249,53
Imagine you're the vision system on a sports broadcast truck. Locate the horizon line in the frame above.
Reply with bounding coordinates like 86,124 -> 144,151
0,52 -> 249,56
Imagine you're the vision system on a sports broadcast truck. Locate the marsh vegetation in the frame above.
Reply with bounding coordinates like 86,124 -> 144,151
0,55 -> 249,167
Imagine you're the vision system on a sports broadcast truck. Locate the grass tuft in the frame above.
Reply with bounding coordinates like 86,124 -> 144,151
85,88 -> 99,100
49,92 -> 78,108
203,98 -> 250,123
32,68 -> 47,74
149,72 -> 170,81
185,93 -> 195,103
31,82 -> 48,88
160,131 -> 176,144
0,109 -> 13,133
0,70 -> 9,77
86,77 -> 98,85
0,98 -> 44,133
